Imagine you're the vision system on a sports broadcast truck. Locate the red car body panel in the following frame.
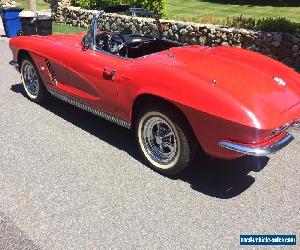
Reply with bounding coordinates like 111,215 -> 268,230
9,33 -> 300,159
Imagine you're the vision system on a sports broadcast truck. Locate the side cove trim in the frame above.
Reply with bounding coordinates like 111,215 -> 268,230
49,90 -> 131,129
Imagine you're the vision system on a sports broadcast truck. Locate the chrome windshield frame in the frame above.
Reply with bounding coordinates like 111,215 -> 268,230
86,8 -> 163,50
91,10 -> 104,50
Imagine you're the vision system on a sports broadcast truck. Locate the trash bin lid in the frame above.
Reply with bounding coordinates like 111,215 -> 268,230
19,11 -> 37,18
0,7 -> 23,12
38,11 -> 51,16
36,15 -> 52,20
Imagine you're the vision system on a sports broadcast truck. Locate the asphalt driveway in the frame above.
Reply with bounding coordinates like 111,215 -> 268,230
0,20 -> 299,249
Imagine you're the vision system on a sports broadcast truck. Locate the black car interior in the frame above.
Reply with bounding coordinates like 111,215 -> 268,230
92,6 -> 182,58
96,32 -> 182,58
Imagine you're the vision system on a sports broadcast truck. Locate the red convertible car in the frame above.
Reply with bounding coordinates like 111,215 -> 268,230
9,6 -> 300,175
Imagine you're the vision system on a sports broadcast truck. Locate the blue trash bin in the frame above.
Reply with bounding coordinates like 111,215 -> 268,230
1,7 -> 23,38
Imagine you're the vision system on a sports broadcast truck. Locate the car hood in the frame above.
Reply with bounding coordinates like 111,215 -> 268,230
169,45 -> 300,122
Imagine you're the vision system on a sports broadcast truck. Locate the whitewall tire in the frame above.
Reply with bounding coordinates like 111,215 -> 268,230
136,107 -> 196,175
21,58 -> 48,103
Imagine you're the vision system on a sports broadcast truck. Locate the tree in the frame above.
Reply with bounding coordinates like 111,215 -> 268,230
29,0 -> 36,12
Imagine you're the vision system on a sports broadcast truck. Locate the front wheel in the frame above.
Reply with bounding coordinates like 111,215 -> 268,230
136,108 -> 196,175
21,58 -> 48,103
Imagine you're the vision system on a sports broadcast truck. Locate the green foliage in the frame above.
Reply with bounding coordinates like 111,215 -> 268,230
71,0 -> 168,15
72,0 -> 118,9
256,17 -> 298,33
132,0 -> 168,16
199,15 -> 299,33
225,15 -> 256,29
16,0 -> 50,11
225,16 -> 298,33
187,15 -> 298,33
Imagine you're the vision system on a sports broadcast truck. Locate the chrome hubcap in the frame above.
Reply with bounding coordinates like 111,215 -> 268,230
142,116 -> 178,165
22,62 -> 39,97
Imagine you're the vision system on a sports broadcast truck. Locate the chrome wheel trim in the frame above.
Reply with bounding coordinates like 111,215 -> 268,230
138,112 -> 180,170
21,60 -> 40,99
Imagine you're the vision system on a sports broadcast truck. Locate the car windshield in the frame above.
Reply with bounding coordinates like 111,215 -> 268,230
94,6 -> 162,39
84,6 -> 181,59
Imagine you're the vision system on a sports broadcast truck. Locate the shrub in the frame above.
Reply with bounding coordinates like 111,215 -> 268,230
71,0 -> 168,16
256,17 -> 298,33
225,15 -> 256,29
132,0 -> 168,16
220,15 -> 298,34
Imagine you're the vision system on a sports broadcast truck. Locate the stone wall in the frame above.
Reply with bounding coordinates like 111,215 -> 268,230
51,0 -> 70,20
0,0 -> 16,8
52,1 -> 300,70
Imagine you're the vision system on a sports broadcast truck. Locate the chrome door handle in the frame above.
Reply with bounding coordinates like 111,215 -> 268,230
103,68 -> 116,80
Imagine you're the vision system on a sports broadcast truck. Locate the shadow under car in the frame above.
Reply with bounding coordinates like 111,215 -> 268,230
11,83 -> 269,199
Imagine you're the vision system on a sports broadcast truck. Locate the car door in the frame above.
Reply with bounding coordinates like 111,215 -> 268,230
59,46 -> 126,114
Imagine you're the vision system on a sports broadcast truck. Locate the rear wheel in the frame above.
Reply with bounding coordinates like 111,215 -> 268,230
21,57 -> 48,103
136,106 -> 196,175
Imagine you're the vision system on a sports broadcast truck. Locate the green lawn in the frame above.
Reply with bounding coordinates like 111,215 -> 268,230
168,0 -> 300,24
52,22 -> 86,34
16,0 -> 50,11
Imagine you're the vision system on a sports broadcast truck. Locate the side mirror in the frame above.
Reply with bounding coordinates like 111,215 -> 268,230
82,35 -> 90,51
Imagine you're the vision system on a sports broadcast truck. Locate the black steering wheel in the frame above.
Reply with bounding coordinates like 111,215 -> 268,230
96,32 -> 129,57
108,34 -> 129,58
96,32 -> 112,52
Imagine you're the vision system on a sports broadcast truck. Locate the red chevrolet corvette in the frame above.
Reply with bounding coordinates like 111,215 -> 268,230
9,6 -> 300,175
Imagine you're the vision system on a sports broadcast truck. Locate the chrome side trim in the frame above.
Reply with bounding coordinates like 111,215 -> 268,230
9,60 -> 19,71
49,90 -> 131,129
219,133 -> 294,157
45,59 -> 58,85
